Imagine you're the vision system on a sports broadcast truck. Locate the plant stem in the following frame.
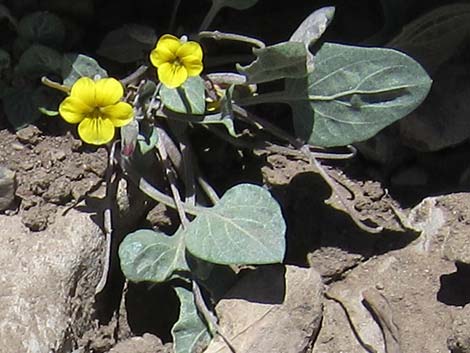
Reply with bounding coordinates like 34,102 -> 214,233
121,65 -> 148,86
199,30 -> 265,49
169,0 -> 181,32
41,76 -> 70,94
118,152 -> 203,215
156,126 -> 190,228
199,3 -> 221,32
301,146 -> 383,233
95,142 -> 118,294
232,104 -> 302,147
235,91 -> 294,106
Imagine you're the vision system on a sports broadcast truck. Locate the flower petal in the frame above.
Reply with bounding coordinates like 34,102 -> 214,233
150,34 -> 180,68
181,55 -> 203,76
158,62 -> 188,88
177,41 -> 203,62
70,77 -> 96,107
95,78 -> 124,107
78,117 -> 115,145
59,96 -> 93,124
100,102 -> 134,127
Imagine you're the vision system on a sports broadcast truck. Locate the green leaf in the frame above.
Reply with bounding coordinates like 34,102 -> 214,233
172,286 -> 211,353
184,184 -> 286,265
237,42 -> 307,84
286,42 -> 432,147
3,86 -> 36,128
0,49 -> 10,72
38,107 -> 59,116
97,24 -> 157,64
212,0 -> 258,10
0,4 -> 17,28
290,6 -> 335,71
40,0 -> 94,19
160,76 -> 206,115
119,229 -> 189,283
197,113 -> 237,137
137,124 -> 159,155
387,3 -> 470,74
15,44 -> 62,78
17,11 -> 66,48
62,54 -> 108,87
290,6 -> 335,46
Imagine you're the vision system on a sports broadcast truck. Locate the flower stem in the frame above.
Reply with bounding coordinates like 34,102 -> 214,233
199,30 -> 266,49
199,2 -> 221,32
41,76 -> 70,94
169,0 -> 182,32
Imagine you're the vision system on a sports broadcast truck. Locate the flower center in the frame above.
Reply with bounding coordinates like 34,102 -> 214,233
172,58 -> 183,67
91,108 -> 102,120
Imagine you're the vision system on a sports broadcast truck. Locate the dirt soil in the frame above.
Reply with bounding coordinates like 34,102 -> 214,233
0,121 -> 107,231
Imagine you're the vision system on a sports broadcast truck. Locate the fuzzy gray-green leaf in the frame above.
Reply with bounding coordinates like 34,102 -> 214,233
237,41 -> 307,84
184,184 -> 286,265
119,229 -> 189,283
287,42 -> 432,147
172,286 -> 211,353
62,54 -> 108,86
160,76 -> 206,115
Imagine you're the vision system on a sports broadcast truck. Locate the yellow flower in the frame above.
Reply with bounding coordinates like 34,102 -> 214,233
150,34 -> 203,88
59,77 -> 133,145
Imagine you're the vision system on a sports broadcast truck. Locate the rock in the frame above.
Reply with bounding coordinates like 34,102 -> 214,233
0,209 -> 105,353
448,305 -> 470,353
204,265 -> 323,353
0,166 -> 16,211
43,176 -> 72,204
107,334 -> 170,353
15,125 -> 42,145
313,238 -> 455,353
444,231 -> 470,265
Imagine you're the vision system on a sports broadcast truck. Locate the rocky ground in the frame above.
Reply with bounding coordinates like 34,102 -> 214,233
1,117 -> 470,353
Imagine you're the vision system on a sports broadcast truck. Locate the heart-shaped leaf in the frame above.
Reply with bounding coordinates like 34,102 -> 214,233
184,184 -> 286,265
119,229 -> 189,283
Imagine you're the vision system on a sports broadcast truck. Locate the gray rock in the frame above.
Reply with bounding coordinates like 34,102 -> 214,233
444,231 -> 470,265
0,209 -> 105,353
448,305 -> 470,353
0,166 -> 16,211
204,265 -> 323,353
107,334 -> 170,353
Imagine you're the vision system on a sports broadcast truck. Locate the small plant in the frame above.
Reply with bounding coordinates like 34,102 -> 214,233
2,1 -> 432,352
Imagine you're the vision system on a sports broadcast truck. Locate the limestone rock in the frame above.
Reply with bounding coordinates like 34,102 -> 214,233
204,265 -> 323,353
448,305 -> 470,353
107,334 -> 170,353
0,166 -> 15,211
0,209 -> 105,353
